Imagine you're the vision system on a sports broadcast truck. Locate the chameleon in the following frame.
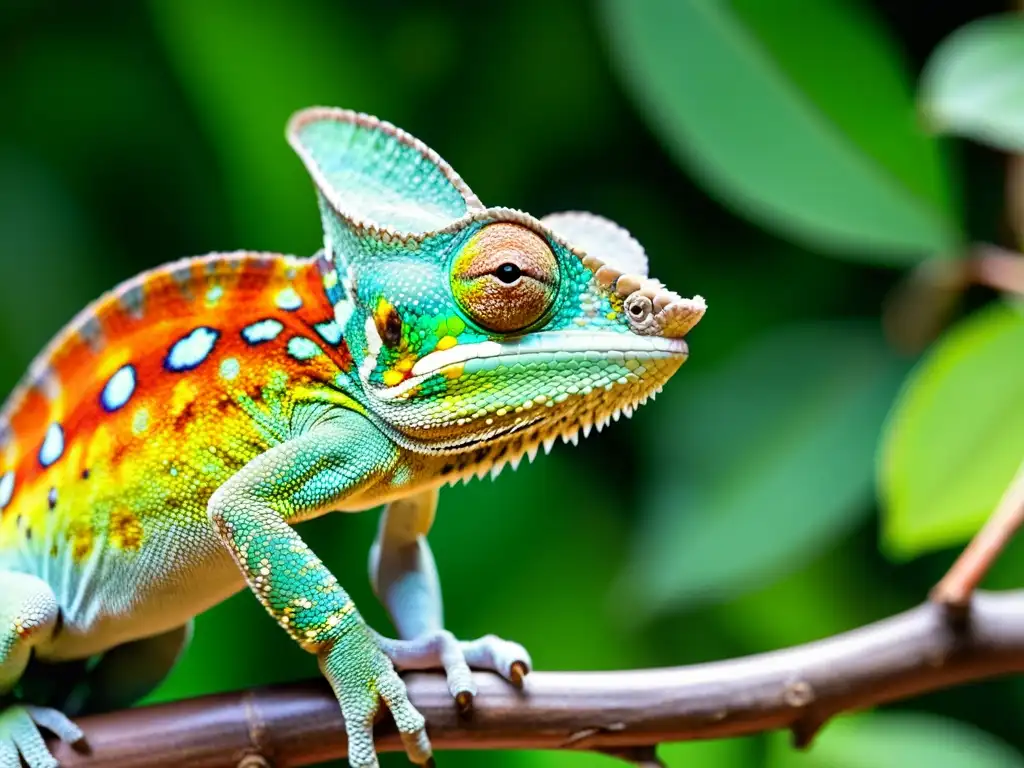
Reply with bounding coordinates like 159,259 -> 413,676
0,107 -> 706,768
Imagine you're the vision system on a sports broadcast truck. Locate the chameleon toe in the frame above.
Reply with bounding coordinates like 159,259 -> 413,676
509,661 -> 529,688
455,690 -> 474,715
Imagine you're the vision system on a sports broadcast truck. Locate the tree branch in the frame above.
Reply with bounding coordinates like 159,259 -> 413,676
49,590 -> 1024,767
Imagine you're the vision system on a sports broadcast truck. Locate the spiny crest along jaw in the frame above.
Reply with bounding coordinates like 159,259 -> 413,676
435,376 -> 670,488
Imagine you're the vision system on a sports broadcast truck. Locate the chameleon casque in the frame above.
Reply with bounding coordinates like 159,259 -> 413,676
0,107 -> 705,767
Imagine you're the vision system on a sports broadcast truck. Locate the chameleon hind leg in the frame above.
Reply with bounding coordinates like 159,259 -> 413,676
207,413 -> 431,768
71,622 -> 192,715
0,572 -> 83,768
369,489 -> 532,712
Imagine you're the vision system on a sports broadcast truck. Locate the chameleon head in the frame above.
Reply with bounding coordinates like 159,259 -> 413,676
288,108 -> 705,462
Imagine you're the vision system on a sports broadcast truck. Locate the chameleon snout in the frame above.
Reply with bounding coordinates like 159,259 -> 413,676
586,247 -> 706,340
623,289 -> 707,339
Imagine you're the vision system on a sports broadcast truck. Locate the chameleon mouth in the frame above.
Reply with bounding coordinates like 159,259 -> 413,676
374,331 -> 689,402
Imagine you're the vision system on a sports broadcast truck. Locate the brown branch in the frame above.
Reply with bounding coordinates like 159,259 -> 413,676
48,589 -> 1024,767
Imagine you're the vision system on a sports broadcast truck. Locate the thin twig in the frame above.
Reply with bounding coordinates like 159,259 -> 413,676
932,460 -> 1024,611
47,590 -> 1024,767
883,244 -> 1024,353
965,244 -> 1024,294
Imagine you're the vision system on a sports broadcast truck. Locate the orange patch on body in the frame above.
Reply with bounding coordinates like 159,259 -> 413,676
67,520 -> 94,562
109,507 -> 143,550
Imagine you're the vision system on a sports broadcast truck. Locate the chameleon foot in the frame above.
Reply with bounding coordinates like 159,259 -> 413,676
375,630 -> 532,713
0,704 -> 84,768
320,625 -> 432,768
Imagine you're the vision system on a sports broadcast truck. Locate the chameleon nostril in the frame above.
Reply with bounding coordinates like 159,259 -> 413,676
623,294 -> 654,330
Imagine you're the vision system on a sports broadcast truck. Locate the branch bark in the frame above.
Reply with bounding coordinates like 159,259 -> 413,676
48,589 -> 1024,767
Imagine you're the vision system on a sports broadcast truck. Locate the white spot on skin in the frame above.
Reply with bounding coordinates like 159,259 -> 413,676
359,355 -> 377,384
132,408 -> 150,435
411,340 -> 503,376
242,319 -> 284,345
166,327 -> 219,372
315,320 -> 342,345
275,286 -> 303,311
287,336 -> 323,361
334,300 -> 354,329
101,365 -> 137,412
0,471 -> 14,509
205,284 -> 225,307
219,357 -> 241,380
365,315 -> 383,356
39,424 -> 64,467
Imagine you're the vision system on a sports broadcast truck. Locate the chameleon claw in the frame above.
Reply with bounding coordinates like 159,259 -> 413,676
509,660 -> 529,687
455,690 -> 474,715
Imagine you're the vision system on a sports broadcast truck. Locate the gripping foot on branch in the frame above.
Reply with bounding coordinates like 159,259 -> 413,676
376,630 -> 531,713
0,704 -> 83,768
319,626 -> 434,768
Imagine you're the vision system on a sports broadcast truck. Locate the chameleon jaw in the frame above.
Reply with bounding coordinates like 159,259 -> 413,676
362,329 -> 688,461
375,331 -> 690,403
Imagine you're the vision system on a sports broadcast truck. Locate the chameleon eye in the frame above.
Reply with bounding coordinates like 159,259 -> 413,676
494,263 -> 522,284
451,223 -> 559,333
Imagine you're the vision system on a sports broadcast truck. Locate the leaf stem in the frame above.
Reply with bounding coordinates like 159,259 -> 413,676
932,458 -> 1024,610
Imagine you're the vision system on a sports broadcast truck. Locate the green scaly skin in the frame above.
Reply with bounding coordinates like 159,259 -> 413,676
0,107 -> 705,767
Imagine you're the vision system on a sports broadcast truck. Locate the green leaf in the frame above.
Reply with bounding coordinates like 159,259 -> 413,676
880,301 -> 1024,558
148,0 -> 410,251
920,15 -> 1024,152
624,322 -> 908,615
660,737 -> 759,768
600,0 -> 959,263
767,711 -> 1024,768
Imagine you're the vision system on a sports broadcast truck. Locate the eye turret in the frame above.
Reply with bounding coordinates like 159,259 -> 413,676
451,223 -> 559,333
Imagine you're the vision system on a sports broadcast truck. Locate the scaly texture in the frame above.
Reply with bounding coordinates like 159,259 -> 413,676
0,107 -> 705,768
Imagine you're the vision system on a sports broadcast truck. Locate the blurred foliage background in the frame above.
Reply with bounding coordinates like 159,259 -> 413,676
4,1 -> 1024,766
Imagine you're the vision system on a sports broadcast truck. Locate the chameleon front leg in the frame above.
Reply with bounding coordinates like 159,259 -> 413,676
207,413 -> 430,768
0,571 -> 83,768
369,490 -> 532,712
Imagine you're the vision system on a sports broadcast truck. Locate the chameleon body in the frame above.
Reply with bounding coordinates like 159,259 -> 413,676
0,108 -> 705,767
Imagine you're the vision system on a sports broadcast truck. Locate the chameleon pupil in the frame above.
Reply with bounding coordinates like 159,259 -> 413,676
495,263 -> 521,284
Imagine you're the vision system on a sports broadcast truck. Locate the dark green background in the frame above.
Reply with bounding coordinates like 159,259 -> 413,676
2,1 -> 1022,766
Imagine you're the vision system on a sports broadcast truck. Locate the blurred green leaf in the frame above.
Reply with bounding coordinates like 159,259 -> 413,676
880,301 -> 1024,558
148,0 -> 407,252
767,711 -> 1024,768
920,15 -> 1024,152
0,150 -> 103,363
660,737 -> 759,768
623,322 -> 908,615
716,535 -> 892,651
601,0 -> 959,263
